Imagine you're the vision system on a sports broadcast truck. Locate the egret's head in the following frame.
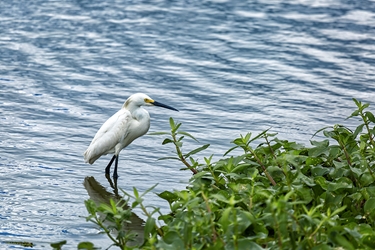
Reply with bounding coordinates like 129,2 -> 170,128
124,93 -> 178,111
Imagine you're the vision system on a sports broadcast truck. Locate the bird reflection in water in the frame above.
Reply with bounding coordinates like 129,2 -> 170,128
83,176 -> 145,247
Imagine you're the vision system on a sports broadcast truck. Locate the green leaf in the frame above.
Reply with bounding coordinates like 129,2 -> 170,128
218,207 -> 232,233
299,173 -> 316,187
353,124 -> 365,138
172,123 -> 182,133
329,145 -> 342,158
204,155 -> 213,165
236,210 -> 253,233
249,129 -> 271,143
133,187 -> 140,199
158,214 -> 173,223
184,144 -> 210,158
352,98 -> 361,108
295,185 -> 313,203
212,193 -> 231,204
310,139 -> 329,147
51,240 -> 67,249
328,227 -> 355,250
110,199 -> 118,212
327,177 -> 353,192
362,234 -> 375,248
158,156 -> 181,161
158,231 -> 184,249
224,145 -> 240,156
364,198 -> 375,221
267,166 -> 284,181
308,140 -> 329,157
226,239 -> 263,250
360,172 -> 375,186
325,192 -> 345,210
357,224 -> 374,235
284,154 -> 307,166
157,191 -> 178,203
312,126 -> 332,138
169,117 -> 182,133
177,131 -> 199,142
203,241 -> 225,250
306,157 -> 323,166
99,203 -> 115,214
142,183 -> 158,197
323,129 -> 339,139
311,244 -> 332,250
362,103 -> 370,111
85,199 -> 97,216
169,117 -> 175,129
311,166 -> 330,176
77,242 -> 97,250
148,131 -> 170,135
365,111 -> 375,123
331,205 -> 347,217
190,170 -> 210,180
348,109 -> 359,118
231,163 -> 251,174
144,217 -> 156,237
162,138 -> 174,145
362,187 -> 375,200
315,176 -> 327,190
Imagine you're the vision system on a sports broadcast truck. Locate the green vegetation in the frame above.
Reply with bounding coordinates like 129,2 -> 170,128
56,98 -> 375,249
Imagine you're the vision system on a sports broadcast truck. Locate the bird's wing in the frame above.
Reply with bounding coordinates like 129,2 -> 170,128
84,109 -> 132,164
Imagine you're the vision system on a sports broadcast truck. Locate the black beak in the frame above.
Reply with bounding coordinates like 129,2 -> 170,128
153,101 -> 179,112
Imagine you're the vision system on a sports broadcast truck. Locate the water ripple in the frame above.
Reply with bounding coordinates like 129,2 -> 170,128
1,0 -> 375,248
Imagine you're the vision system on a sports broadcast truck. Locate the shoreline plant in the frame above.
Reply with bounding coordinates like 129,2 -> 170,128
48,98 -> 375,250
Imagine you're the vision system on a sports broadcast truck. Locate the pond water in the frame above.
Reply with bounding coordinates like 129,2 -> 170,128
1,0 -> 375,248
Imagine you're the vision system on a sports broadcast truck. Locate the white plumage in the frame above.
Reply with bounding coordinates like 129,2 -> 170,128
83,93 -> 178,178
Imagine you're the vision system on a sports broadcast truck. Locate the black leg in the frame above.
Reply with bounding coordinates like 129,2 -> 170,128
105,173 -> 118,195
113,177 -> 118,196
113,155 -> 119,179
105,173 -> 114,187
105,155 -> 116,175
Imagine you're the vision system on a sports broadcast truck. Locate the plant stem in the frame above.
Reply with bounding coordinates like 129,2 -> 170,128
247,147 -> 277,186
201,192 -> 218,243
171,133 -> 198,174
138,203 -> 164,237
265,135 -> 277,160
360,110 -> 375,147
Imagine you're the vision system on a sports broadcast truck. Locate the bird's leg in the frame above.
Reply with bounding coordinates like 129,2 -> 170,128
105,173 -> 118,195
113,177 -> 118,195
105,155 -> 116,176
113,155 -> 119,179
105,173 -> 115,188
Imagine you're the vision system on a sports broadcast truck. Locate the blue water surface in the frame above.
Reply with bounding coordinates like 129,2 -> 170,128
1,0 -> 375,248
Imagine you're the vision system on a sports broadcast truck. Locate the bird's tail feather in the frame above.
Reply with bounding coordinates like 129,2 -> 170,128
83,148 -> 100,165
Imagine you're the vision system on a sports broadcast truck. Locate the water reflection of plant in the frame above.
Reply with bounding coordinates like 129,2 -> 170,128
84,176 -> 146,248
51,98 -> 375,250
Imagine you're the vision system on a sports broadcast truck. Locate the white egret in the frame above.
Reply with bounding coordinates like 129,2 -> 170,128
83,93 -> 178,179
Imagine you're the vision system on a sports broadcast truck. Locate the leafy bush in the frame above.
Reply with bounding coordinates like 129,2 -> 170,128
75,98 -> 375,250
